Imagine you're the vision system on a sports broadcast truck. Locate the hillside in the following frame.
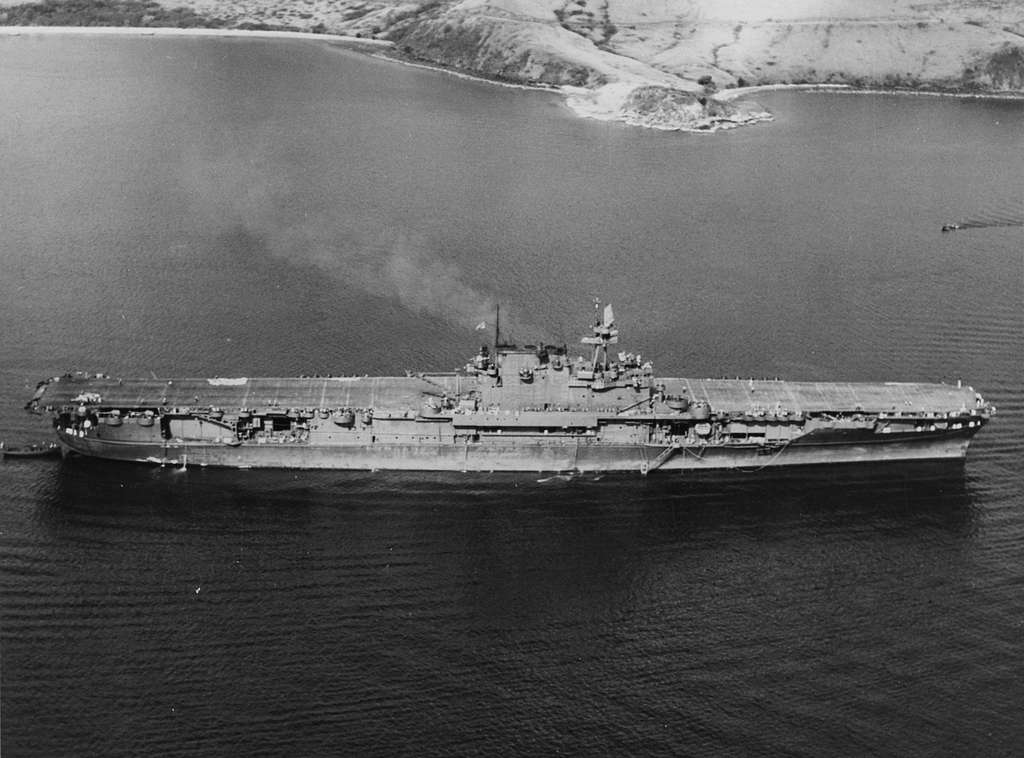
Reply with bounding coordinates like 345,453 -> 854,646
3,0 -> 1022,130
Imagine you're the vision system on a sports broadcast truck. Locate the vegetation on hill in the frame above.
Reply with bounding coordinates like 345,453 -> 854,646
0,0 -> 323,31
0,0 -> 223,27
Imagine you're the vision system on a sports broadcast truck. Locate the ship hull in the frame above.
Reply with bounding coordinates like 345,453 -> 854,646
55,427 -> 978,473
33,307 -> 994,476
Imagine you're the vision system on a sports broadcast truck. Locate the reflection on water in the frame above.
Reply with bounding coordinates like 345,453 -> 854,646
39,457 -> 976,524
33,461 -> 981,632
7,459 -> 1007,757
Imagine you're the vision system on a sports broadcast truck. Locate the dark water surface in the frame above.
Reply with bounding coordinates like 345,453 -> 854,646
1,35 -> 1022,756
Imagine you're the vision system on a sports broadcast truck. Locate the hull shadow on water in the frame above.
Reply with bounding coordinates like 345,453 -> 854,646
31,458 -> 981,641
40,457 -> 977,537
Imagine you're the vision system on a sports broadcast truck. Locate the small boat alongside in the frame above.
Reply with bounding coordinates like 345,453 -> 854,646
1,441 -> 61,460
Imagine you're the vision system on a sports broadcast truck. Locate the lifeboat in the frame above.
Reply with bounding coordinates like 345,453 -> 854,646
104,411 -> 123,426
136,411 -> 155,427
333,410 -> 355,427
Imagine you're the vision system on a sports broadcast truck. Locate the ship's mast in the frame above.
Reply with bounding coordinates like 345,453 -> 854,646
581,299 -> 618,371
493,304 -> 501,354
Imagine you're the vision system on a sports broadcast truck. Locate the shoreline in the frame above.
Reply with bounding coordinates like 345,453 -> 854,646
0,24 -> 558,91
0,24 -> 392,46
717,83 -> 852,101
4,24 -> 1022,130
562,81 -> 774,133
719,81 -> 1024,103
368,51 -> 561,94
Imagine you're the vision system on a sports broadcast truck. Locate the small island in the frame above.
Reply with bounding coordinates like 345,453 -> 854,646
2,0 -> 1023,130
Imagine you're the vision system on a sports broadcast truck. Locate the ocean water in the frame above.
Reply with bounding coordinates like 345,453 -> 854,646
1,35 -> 1022,756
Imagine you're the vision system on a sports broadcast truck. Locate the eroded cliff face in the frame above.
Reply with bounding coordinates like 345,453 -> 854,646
382,5 -> 610,88
163,0 -> 1024,130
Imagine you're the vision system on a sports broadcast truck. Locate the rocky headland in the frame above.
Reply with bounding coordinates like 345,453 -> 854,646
3,0 -> 1022,130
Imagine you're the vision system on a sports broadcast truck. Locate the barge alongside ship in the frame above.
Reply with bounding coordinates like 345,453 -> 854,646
26,304 -> 993,473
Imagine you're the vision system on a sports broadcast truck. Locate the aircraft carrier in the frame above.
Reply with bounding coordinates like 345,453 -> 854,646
26,304 -> 993,473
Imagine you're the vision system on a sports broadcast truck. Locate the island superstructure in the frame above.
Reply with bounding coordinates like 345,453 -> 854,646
26,304 -> 993,473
